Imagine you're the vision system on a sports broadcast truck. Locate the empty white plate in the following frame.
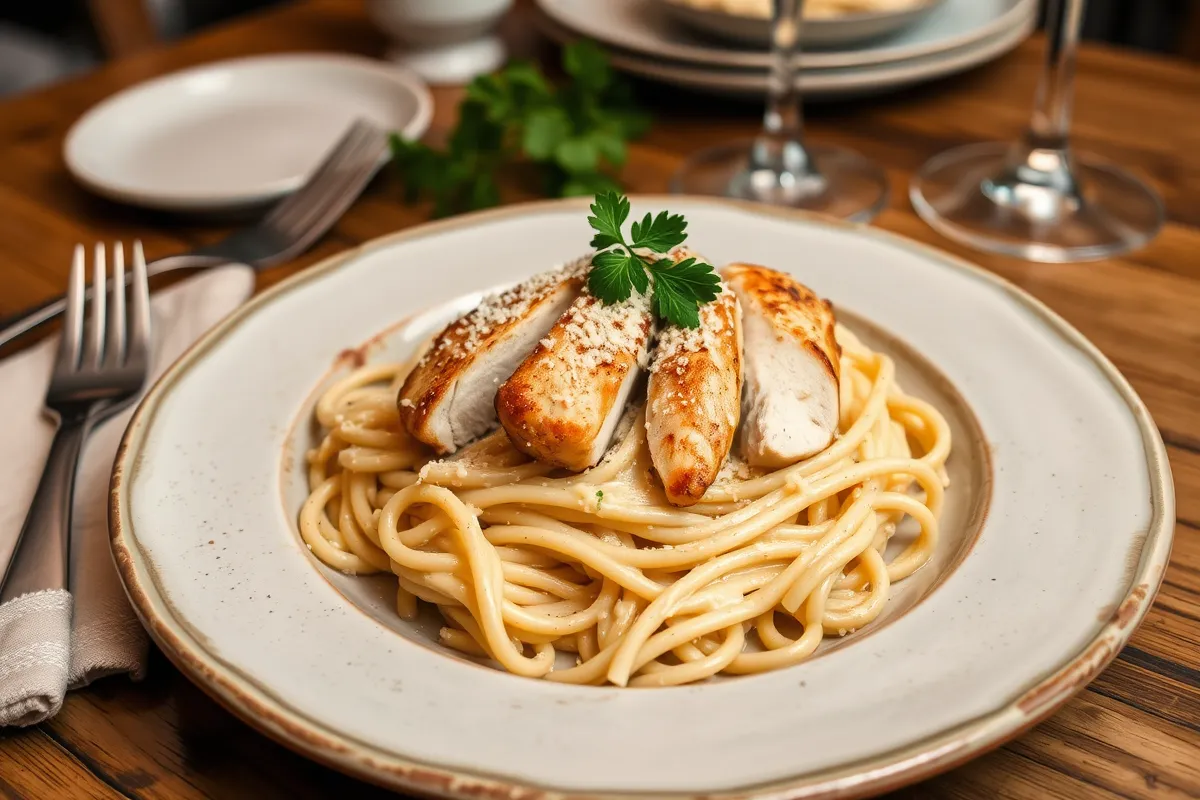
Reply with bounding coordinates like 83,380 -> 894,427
64,54 -> 434,212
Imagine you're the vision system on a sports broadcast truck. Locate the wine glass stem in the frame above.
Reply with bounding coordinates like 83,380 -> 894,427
984,0 -> 1086,211
751,0 -> 813,176
1028,0 -> 1084,149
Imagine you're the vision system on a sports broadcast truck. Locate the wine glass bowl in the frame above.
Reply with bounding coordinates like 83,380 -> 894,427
911,141 -> 1164,262
910,0 -> 1163,262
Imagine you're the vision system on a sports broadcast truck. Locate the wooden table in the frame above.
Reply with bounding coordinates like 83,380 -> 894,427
0,1 -> 1197,797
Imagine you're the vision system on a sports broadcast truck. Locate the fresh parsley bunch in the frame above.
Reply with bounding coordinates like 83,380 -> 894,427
587,192 -> 721,329
389,42 -> 649,218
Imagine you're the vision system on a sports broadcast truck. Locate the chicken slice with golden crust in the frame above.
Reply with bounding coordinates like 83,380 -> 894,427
645,285 -> 743,506
496,284 -> 654,472
722,263 -> 840,468
398,259 -> 587,454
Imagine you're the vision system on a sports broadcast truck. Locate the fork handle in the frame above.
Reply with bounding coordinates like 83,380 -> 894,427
0,417 -> 89,602
0,252 -> 225,351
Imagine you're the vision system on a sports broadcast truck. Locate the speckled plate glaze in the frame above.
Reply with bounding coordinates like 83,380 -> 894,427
111,197 -> 1174,800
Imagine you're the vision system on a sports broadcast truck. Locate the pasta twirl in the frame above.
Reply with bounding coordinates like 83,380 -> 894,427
297,324 -> 950,687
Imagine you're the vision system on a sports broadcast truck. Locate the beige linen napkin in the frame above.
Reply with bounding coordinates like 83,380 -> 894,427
0,264 -> 254,726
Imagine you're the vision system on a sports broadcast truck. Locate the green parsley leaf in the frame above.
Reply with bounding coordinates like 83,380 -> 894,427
630,210 -> 688,252
388,133 -> 437,204
649,257 -> 722,305
595,490 -> 604,510
502,61 -> 553,100
555,136 -> 600,174
467,174 -> 501,212
465,74 -> 509,121
588,191 -> 630,246
585,192 -> 721,328
651,276 -> 701,329
522,107 -> 571,160
564,40 -> 612,93
391,43 -> 646,218
647,257 -> 722,328
466,61 -> 551,124
588,231 -> 622,249
448,100 -> 504,156
589,127 -> 628,167
589,249 -> 647,303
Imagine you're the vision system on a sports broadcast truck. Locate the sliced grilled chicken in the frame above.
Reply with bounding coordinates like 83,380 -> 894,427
723,263 -> 840,468
496,283 -> 654,472
645,286 -> 743,506
398,259 -> 588,453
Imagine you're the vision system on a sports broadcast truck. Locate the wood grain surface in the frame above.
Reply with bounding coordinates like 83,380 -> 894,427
0,0 -> 1197,797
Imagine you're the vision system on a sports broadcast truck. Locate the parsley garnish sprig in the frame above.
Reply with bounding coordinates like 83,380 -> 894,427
388,42 -> 649,218
586,192 -> 721,329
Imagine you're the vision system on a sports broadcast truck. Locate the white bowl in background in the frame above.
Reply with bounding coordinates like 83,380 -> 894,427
367,0 -> 514,84
367,0 -> 513,46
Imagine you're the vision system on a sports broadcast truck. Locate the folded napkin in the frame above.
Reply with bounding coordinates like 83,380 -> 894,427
0,265 -> 254,726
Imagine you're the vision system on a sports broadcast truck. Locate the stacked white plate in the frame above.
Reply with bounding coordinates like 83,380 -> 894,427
535,0 -> 1039,100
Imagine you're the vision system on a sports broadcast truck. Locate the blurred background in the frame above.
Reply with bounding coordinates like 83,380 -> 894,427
1,0 -> 1197,99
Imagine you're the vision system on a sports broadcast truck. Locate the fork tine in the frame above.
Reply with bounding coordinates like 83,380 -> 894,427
260,120 -> 375,229
277,129 -> 382,237
103,242 -> 126,368
80,243 -> 106,368
270,147 -> 377,244
127,241 -> 151,368
263,121 -> 383,236
55,245 -> 86,371
282,146 -> 383,246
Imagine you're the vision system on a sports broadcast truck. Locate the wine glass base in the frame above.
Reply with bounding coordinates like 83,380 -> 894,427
910,142 -> 1164,263
670,139 -> 889,224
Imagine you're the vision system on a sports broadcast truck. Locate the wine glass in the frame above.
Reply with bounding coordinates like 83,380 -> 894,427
910,0 -> 1163,262
670,0 -> 889,222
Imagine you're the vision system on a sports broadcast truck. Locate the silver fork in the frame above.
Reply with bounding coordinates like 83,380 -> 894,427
0,243 -> 151,602
0,119 -> 387,349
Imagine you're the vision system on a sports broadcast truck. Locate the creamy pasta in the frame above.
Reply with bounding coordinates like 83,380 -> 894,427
298,324 -> 950,687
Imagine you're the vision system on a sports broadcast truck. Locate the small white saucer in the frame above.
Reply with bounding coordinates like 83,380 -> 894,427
64,54 -> 433,213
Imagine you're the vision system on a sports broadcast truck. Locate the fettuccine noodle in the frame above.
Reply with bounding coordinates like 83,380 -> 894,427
298,324 -> 950,687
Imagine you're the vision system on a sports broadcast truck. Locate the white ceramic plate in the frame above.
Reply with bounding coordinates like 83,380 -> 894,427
112,198 -> 1173,800
536,0 -> 1034,71
655,0 -> 948,48
64,54 -> 433,212
542,9 -> 1035,100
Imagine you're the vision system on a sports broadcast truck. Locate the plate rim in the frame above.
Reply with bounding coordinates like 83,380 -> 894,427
109,196 -> 1174,800
654,0 -> 950,48
534,0 -> 1036,71
660,0 -> 944,23
588,12 -> 1035,99
63,52 -> 434,212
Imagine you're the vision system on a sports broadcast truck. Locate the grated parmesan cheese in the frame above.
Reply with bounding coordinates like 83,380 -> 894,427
540,284 -> 653,374
420,257 -> 589,366
714,454 -> 757,484
649,282 -> 733,376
